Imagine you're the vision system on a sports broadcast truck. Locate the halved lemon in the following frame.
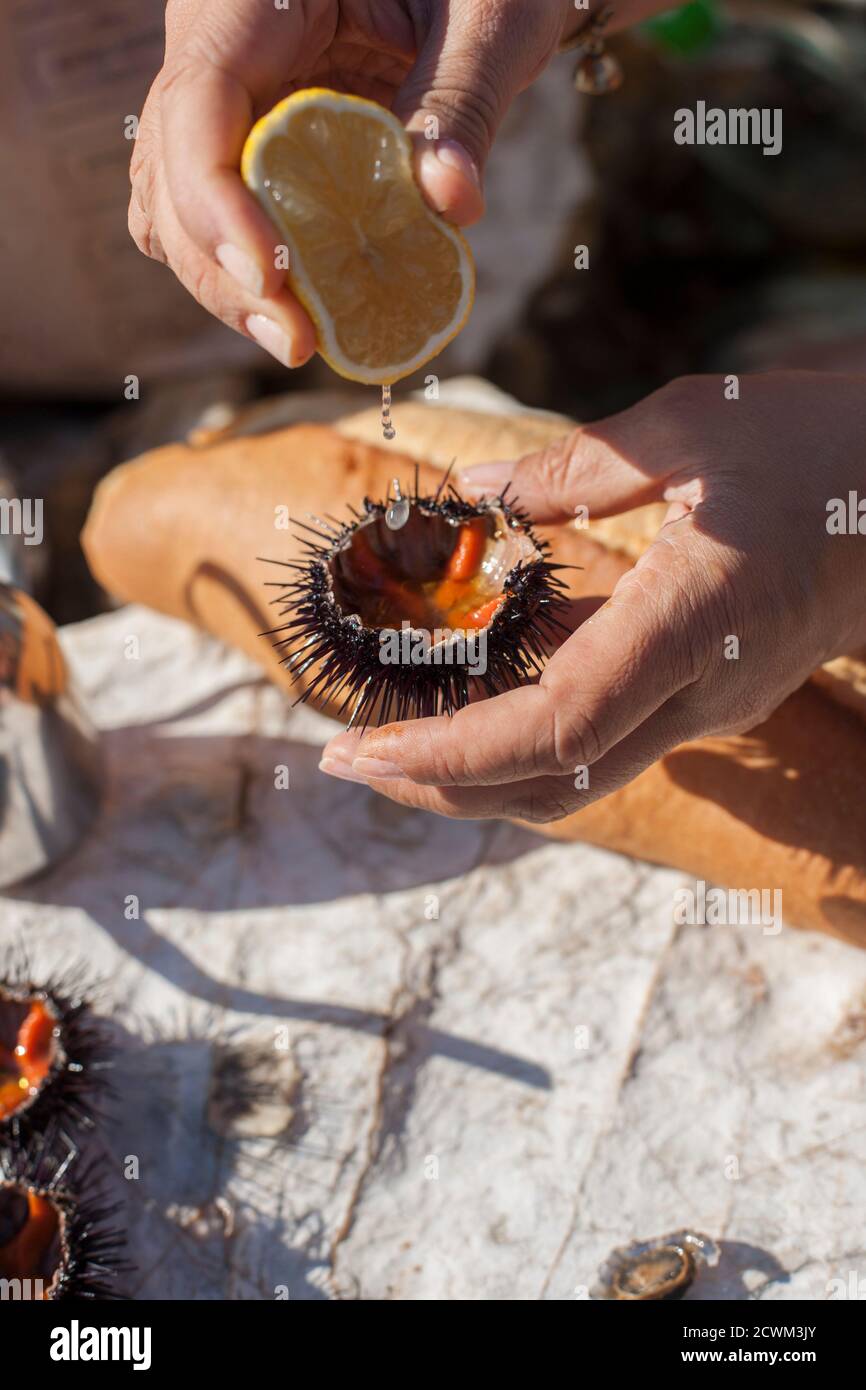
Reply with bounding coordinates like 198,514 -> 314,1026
241,89 -> 475,386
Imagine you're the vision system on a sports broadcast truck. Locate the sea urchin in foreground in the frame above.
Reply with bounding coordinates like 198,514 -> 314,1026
0,1136 -> 127,1300
261,473 -> 572,727
0,962 -> 111,1149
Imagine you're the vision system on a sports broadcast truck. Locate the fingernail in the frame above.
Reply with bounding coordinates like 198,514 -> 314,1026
216,243 -> 265,297
319,757 -> 369,786
246,314 -> 297,369
434,140 -> 481,188
417,140 -> 481,214
352,757 -> 407,782
323,732 -> 363,764
458,460 -> 514,495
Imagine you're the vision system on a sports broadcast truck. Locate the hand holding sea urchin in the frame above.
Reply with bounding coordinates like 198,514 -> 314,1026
263,470 -> 573,729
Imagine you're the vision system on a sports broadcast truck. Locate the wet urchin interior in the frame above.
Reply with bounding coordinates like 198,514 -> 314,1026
262,472 -> 572,727
0,1136 -> 127,1300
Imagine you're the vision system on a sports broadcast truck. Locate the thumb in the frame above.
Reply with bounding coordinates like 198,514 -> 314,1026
458,400 -> 677,524
393,1 -> 562,226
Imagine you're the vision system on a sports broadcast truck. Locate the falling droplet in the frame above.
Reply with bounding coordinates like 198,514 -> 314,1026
381,384 -> 396,442
385,478 -> 410,531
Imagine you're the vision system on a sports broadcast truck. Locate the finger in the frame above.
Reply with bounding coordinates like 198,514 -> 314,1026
157,3 -> 319,295
319,696 -> 703,822
457,375 -> 720,524
393,0 -> 562,226
320,522 -> 707,786
458,394 -> 679,525
144,173 -> 316,366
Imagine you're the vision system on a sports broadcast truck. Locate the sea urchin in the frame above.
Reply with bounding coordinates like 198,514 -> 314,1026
261,472 -> 572,728
0,1136 -> 127,1300
0,961 -> 111,1149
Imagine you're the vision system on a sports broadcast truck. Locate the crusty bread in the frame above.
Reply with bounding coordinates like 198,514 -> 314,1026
83,426 -> 441,712
336,400 -> 571,470
540,675 -> 866,949
336,399 -> 670,562
82,414 -> 866,943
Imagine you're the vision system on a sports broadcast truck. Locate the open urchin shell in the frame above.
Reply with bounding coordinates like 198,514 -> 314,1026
593,1230 -> 720,1301
261,470 -> 572,728
0,956 -> 111,1148
0,1133 -> 128,1300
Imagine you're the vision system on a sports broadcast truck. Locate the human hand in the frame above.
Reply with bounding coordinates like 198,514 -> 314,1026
320,372 -> 866,821
129,0 -> 585,369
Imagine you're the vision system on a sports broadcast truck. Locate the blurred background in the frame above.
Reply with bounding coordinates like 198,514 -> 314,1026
2,0 -> 866,622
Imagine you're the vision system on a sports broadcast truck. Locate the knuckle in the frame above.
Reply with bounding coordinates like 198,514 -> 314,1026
629,537 -> 722,687
440,746 -> 473,784
532,432 -> 591,498
530,428 -> 614,507
174,255 -> 250,336
128,128 -> 146,183
127,185 -> 163,262
127,105 -> 163,260
717,680 -> 783,734
129,82 -> 158,183
419,725 -> 473,785
673,586 -> 720,686
155,54 -> 198,107
181,256 -> 213,308
550,703 -> 604,772
430,78 -> 501,152
537,674 -> 606,770
181,258 -> 238,325
508,785 -> 575,825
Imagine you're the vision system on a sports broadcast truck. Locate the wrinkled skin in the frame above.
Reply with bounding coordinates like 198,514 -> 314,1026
321,372 -> 866,822
129,0 -> 667,364
128,0 -> 585,367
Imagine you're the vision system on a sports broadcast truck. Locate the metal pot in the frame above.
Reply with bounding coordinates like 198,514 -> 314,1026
0,581 -> 102,889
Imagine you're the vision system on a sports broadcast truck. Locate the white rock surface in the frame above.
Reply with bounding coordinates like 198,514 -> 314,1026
3,605 -> 865,1301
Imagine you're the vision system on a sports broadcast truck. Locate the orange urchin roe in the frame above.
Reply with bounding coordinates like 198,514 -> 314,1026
336,513 -> 508,632
0,1002 -> 55,1117
432,518 -> 500,627
0,1069 -> 23,1116
0,1191 -> 58,1294
445,517 -> 487,582
460,596 -> 505,630
17,1002 -> 55,1086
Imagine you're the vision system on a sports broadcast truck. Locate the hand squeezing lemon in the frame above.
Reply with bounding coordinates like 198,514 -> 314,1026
241,90 -> 475,385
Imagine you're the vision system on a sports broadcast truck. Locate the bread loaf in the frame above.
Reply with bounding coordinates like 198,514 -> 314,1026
81,414 -> 866,945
